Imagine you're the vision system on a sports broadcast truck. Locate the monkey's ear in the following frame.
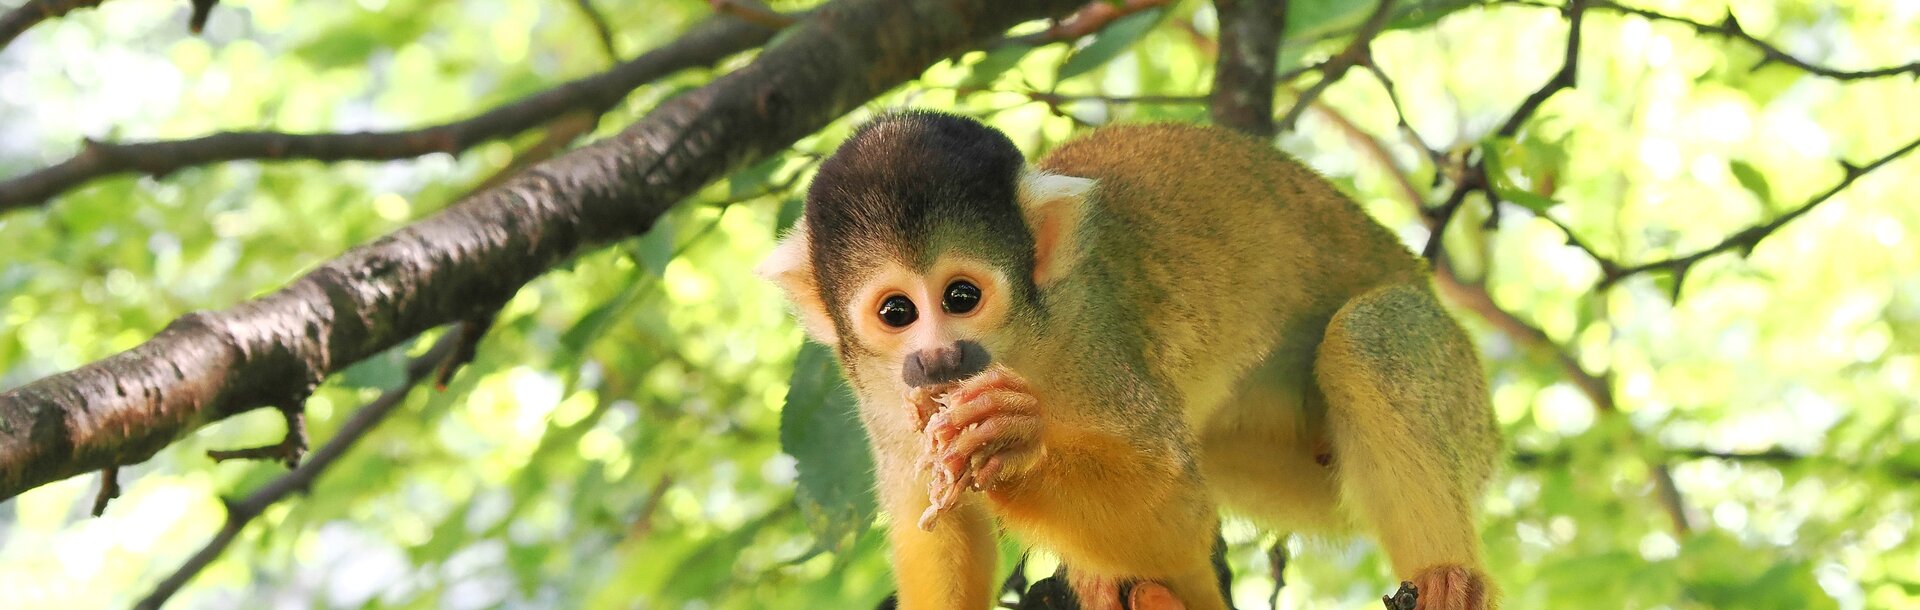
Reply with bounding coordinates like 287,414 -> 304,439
1016,169 -> 1095,288
757,221 -> 839,345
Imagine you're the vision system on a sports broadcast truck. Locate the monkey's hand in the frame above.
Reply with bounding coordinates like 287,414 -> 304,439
918,365 -> 1045,530
902,384 -> 952,432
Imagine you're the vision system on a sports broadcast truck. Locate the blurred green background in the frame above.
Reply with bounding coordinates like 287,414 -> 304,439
1,0 -> 1916,608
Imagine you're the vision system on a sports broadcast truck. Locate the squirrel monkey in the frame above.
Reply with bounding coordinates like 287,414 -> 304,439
759,111 -> 1500,610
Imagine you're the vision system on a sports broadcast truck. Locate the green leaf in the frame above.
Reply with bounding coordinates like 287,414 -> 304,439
775,195 -> 805,235
730,156 -> 786,200
336,343 -> 407,390
779,342 -> 878,553
1502,189 -> 1559,214
960,43 -> 1036,89
1729,160 -> 1773,207
1056,8 -> 1165,82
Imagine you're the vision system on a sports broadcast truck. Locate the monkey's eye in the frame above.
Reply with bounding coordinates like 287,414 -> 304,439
877,295 -> 918,328
942,280 -> 981,315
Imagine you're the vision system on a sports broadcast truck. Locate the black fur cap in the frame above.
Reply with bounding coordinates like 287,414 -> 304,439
803,111 -> 1038,303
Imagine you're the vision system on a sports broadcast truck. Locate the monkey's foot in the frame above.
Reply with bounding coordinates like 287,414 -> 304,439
1067,573 -> 1188,610
918,366 -> 1044,529
1405,564 -> 1489,610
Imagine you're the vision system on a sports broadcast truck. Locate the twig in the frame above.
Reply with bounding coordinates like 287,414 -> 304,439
185,0 -> 215,33
626,472 -> 676,541
1267,537 -> 1288,608
434,312 -> 498,389
1573,0 -> 1920,80
1274,0 -> 1395,132
571,0 -> 621,62
933,85 -> 1206,107
131,331 -> 459,610
1208,0 -> 1288,137
0,0 -> 108,53
0,12 -> 789,211
1005,0 -> 1173,46
1422,0 -> 1586,259
1493,0 -> 1584,139
90,466 -> 120,516
1593,135 -> 1920,290
205,401 -> 308,468
1361,60 -> 1443,167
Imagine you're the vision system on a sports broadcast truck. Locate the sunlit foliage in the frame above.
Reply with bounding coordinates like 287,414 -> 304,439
1,0 -> 1916,608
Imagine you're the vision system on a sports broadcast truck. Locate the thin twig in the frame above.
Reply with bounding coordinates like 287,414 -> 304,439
185,0 -> 216,33
131,331 -> 459,610
1275,0 -> 1395,132
90,466 -> 120,516
1422,0 -> 1586,259
1361,60 -> 1443,167
1528,0 -> 1920,80
205,401 -> 309,468
1004,0 -> 1173,46
571,0 -> 621,62
1593,135 -> 1920,290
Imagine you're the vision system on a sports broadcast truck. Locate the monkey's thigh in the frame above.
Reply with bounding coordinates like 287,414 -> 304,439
1313,282 -> 1497,577
1197,349 -> 1345,533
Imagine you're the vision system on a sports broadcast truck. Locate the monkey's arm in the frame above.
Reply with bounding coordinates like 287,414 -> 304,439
922,366 -> 1227,610
873,444 -> 999,610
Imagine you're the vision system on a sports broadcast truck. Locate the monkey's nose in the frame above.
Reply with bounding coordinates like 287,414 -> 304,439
901,340 -> 991,388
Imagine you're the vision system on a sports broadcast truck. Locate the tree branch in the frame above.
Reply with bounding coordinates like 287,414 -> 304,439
1004,0 -> 1171,46
131,331 -> 459,610
1208,0 -> 1287,138
1578,0 -> 1920,80
0,12 -> 789,212
1422,0 -> 1586,259
0,0 -> 108,53
0,0 -> 1090,501
1274,0 -> 1393,133
1591,135 -> 1920,290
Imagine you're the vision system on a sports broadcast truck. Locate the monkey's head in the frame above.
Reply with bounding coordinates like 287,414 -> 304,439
758,111 -> 1093,394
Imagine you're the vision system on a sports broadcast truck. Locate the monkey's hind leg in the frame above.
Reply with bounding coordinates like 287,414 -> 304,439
1314,283 -> 1500,610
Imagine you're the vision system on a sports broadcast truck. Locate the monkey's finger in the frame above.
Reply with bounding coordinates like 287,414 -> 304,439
928,390 -> 1039,445
969,445 -> 1042,491
947,366 -> 1031,405
936,416 -> 1040,482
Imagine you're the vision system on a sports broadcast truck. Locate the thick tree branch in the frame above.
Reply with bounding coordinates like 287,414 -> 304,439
132,331 -> 459,610
0,0 -> 108,52
1274,0 -> 1393,133
0,0 -> 1089,501
0,12 -> 787,212
1209,0 -> 1286,137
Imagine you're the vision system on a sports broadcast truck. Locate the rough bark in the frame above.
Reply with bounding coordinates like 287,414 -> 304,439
1208,0 -> 1285,137
0,0 -> 1085,501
